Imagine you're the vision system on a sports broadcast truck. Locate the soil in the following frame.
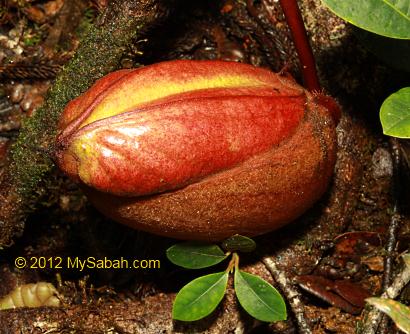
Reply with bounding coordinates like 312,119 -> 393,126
0,0 -> 409,333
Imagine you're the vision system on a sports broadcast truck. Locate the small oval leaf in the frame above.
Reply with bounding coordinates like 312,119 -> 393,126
380,87 -> 410,138
166,242 -> 228,269
172,272 -> 229,321
221,234 -> 256,253
366,297 -> 410,334
234,270 -> 287,322
321,0 -> 410,39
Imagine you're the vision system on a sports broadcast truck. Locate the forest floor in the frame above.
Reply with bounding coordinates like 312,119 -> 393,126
0,0 -> 409,333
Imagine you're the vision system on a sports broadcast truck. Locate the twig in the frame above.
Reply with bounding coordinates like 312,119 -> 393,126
360,254 -> 410,334
384,258 -> 410,299
383,138 -> 403,289
262,256 -> 312,334
360,138 -> 406,334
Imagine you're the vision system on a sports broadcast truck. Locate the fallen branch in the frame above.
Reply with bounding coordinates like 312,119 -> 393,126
262,256 -> 313,334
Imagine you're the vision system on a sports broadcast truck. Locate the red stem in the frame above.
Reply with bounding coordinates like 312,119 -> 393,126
278,0 -> 320,91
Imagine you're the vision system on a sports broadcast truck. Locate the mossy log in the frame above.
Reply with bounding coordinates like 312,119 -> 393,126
0,0 -> 165,248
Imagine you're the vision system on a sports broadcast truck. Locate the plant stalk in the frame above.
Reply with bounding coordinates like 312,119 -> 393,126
278,0 -> 320,91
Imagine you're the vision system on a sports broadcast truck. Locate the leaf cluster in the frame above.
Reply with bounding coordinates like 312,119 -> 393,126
166,236 -> 287,322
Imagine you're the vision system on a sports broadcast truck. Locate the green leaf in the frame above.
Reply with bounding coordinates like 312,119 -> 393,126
166,242 -> 228,269
380,87 -> 410,138
221,234 -> 256,253
234,270 -> 287,322
366,297 -> 410,334
172,272 -> 229,321
321,0 -> 410,39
